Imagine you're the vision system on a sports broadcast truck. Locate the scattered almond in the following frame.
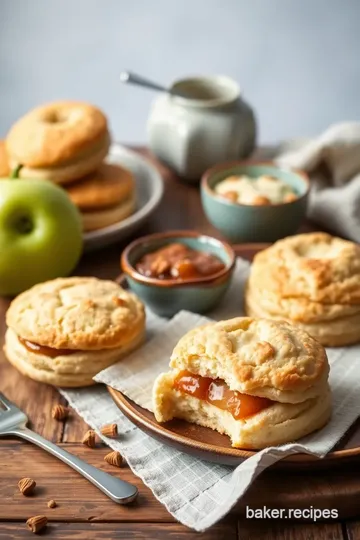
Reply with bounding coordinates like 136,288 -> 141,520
100,423 -> 118,438
51,404 -> 69,421
47,499 -> 57,509
18,477 -> 36,496
82,429 -> 96,448
26,515 -> 47,534
104,451 -> 123,468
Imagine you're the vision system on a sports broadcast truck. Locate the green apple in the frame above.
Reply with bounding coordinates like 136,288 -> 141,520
0,169 -> 83,295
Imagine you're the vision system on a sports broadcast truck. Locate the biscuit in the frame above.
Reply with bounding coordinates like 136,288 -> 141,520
153,317 -> 331,449
153,372 -> 331,449
6,277 -> 145,350
6,102 -> 110,184
245,233 -> 360,346
65,163 -> 136,231
66,163 -> 135,210
81,195 -> 135,232
5,327 -> 144,387
0,141 -> 9,176
245,287 -> 360,347
168,317 -> 328,403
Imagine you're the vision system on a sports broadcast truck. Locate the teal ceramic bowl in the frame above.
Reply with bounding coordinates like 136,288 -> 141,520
121,231 -> 236,317
201,161 -> 309,243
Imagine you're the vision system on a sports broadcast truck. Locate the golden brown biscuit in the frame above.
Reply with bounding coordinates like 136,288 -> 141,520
245,233 -> 360,346
6,277 -> 145,350
65,162 -> 136,231
7,102 -> 108,167
0,141 -> 10,176
168,317 -> 329,403
153,317 -> 331,449
6,102 -> 110,184
245,287 -> 360,347
4,277 -> 145,387
66,163 -> 134,210
81,195 -> 135,232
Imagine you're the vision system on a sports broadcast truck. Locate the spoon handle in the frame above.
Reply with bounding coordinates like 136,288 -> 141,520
12,427 -> 138,504
120,71 -> 169,94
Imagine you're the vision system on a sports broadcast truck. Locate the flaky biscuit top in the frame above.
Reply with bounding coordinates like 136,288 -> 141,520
250,233 -> 360,305
169,317 -> 329,403
6,277 -> 145,350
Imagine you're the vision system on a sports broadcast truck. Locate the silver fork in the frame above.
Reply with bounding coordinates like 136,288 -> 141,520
0,392 -> 138,504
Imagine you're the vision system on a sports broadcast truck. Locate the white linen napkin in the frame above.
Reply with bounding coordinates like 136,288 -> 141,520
276,122 -> 360,242
61,258 -> 360,531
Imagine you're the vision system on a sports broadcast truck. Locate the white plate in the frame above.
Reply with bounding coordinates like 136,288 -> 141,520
83,144 -> 164,251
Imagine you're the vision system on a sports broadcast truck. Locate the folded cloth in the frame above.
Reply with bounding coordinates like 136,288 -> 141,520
276,122 -> 360,242
61,258 -> 360,531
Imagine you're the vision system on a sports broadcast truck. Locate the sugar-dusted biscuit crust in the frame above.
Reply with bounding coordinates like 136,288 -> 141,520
168,317 -> 329,403
6,277 -> 145,350
153,372 -> 331,449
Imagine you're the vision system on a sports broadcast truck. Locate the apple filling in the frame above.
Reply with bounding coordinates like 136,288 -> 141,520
18,337 -> 76,358
173,370 -> 273,420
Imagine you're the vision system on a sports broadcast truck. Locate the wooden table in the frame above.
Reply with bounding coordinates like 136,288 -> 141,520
0,148 -> 359,539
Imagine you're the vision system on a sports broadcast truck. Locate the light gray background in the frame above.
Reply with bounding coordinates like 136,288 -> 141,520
0,0 -> 359,144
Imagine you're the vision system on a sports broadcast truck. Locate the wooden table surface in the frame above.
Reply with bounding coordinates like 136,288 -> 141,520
0,148 -> 359,539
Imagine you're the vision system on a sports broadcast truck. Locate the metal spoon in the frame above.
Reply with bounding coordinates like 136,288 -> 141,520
120,71 -> 187,98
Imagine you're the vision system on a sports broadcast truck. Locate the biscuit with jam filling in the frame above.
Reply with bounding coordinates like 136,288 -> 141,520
153,317 -> 331,449
4,277 -> 145,386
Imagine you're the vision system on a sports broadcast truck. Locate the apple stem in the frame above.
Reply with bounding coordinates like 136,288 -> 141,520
10,164 -> 24,179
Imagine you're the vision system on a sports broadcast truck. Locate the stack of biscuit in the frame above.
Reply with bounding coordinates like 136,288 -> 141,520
5,101 -> 135,231
245,232 -> 360,346
4,277 -> 145,387
153,317 -> 331,449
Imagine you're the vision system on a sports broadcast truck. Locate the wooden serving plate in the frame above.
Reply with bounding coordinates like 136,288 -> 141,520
109,243 -> 360,468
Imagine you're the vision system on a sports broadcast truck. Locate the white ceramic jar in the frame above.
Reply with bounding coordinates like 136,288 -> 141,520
147,76 -> 256,181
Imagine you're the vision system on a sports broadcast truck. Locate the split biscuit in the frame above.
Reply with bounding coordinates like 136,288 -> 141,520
153,317 -> 331,449
5,277 -> 146,386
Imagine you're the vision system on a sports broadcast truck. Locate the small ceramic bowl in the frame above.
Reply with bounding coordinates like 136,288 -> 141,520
121,231 -> 236,317
201,161 -> 309,243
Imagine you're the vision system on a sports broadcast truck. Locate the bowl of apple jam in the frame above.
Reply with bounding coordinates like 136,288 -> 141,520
121,231 -> 236,317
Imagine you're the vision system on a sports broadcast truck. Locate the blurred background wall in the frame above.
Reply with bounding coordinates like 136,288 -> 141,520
0,0 -> 359,145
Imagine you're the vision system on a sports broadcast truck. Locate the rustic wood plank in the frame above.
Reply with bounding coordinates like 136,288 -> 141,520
242,467 -> 360,520
0,441 -> 172,522
345,520 -> 360,539
1,441 -> 360,526
238,521 -> 344,540
0,522 -> 237,539
62,408 -> 89,443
